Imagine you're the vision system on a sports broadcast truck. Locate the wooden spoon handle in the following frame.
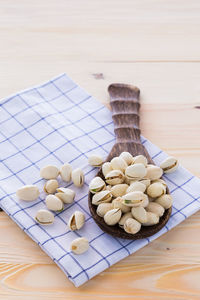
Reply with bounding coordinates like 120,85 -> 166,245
108,83 -> 141,143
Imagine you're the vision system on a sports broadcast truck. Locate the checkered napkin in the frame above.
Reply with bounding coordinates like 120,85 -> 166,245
0,74 -> 200,287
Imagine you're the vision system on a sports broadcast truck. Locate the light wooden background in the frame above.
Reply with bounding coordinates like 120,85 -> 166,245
0,0 -> 200,299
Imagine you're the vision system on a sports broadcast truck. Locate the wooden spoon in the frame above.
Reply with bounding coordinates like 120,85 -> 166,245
88,83 -> 172,239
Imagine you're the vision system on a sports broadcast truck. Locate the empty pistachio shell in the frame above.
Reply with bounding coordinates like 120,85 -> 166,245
160,156 -> 179,173
147,182 -> 166,198
70,237 -> 89,254
124,218 -> 141,234
132,155 -> 148,167
125,163 -> 147,181
111,184 -> 129,197
146,202 -> 165,217
140,194 -> 149,208
119,152 -> 134,165
55,187 -> 75,204
40,165 -> 59,179
16,185 -> 39,201
45,195 -> 64,211
155,194 -> 173,209
60,163 -> 72,182
88,154 -> 103,167
112,197 -> 131,213
139,179 -> 151,188
118,212 -> 133,228
102,162 -> 113,177
72,168 -> 84,187
92,190 -> 112,205
89,176 -> 106,194
68,211 -> 85,231
35,209 -> 54,225
96,203 -> 114,217
126,181 -> 146,193
44,179 -> 59,194
131,206 -> 147,223
110,157 -> 128,172
142,212 -> 159,226
105,170 -> 124,185
122,191 -> 145,207
145,165 -> 163,181
104,208 -> 122,225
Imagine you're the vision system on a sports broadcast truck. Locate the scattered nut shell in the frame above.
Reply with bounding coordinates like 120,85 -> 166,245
68,211 -> 85,231
40,165 -> 59,179
70,237 -> 89,254
16,185 -> 39,201
55,187 -> 75,204
45,195 -> 64,211
60,163 -> 72,182
35,209 -> 54,225
44,179 -> 59,194
88,154 -> 103,167
160,156 -> 179,173
72,168 -> 84,187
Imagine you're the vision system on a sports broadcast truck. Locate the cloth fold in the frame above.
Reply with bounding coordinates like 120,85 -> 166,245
0,73 -> 200,287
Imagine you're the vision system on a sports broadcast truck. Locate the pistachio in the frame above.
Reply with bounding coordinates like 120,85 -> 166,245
147,182 -> 166,198
112,197 -> 131,213
118,212 -> 133,228
139,179 -> 151,188
102,162 -> 113,177
96,203 -> 114,217
105,170 -> 124,185
44,179 -> 59,194
111,184 -> 129,197
55,187 -> 75,204
160,156 -> 179,173
131,206 -> 147,223
132,155 -> 148,167
92,190 -> 112,205
152,178 -> 167,187
145,165 -> 163,181
119,152 -> 134,165
60,163 -> 72,182
35,209 -> 54,225
125,163 -> 147,181
126,181 -> 146,193
104,208 -> 122,225
70,237 -> 89,254
88,154 -> 103,167
110,157 -> 128,172
155,194 -> 173,209
72,168 -> 84,187
142,212 -> 159,226
146,202 -> 165,217
40,165 -> 59,179
45,195 -> 64,211
16,185 -> 39,202
124,218 -> 141,234
122,191 -> 145,207
68,211 -> 85,231
89,176 -> 106,194
140,194 -> 149,208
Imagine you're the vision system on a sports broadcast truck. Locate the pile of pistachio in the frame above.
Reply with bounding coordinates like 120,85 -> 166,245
89,152 -> 178,235
16,164 -> 89,254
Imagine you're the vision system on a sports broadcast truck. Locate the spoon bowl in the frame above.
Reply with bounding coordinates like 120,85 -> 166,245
88,84 -> 172,239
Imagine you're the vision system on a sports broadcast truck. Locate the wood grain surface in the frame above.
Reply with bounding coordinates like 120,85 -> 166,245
0,0 -> 200,299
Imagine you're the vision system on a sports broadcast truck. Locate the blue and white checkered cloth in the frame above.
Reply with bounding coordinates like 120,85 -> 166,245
0,73 -> 200,287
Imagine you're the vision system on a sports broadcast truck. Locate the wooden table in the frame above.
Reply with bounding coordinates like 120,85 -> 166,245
0,1 -> 200,299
